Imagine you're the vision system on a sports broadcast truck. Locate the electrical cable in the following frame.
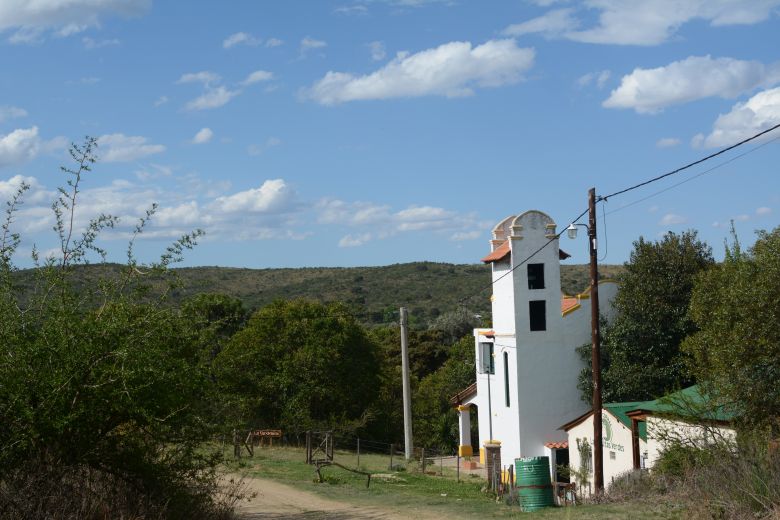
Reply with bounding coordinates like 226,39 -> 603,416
456,207 -> 590,306
606,134 -> 780,216
599,122 -> 780,202
598,200 -> 608,262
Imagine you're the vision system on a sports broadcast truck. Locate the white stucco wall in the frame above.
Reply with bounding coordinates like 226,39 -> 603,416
566,410 -> 646,494
469,210 -> 619,465
645,416 -> 735,468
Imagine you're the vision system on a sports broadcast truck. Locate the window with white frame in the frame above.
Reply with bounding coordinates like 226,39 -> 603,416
478,342 -> 494,374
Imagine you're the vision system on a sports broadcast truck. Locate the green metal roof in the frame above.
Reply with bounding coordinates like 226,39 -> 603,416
627,385 -> 735,423
604,401 -> 650,441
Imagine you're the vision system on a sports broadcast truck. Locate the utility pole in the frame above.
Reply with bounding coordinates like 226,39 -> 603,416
399,307 -> 413,460
588,187 -> 604,494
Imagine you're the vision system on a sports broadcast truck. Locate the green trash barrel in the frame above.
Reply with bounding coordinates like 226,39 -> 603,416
515,456 -> 554,512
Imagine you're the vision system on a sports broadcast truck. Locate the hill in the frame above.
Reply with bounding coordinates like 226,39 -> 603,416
12,262 -> 623,329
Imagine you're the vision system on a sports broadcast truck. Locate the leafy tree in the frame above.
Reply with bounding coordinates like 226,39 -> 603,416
683,227 -> 780,429
579,231 -> 714,403
0,139 -> 226,518
214,299 -> 379,434
182,293 -> 247,364
412,335 -> 476,450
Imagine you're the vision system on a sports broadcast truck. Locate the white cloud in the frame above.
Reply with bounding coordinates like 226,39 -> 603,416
734,214 -> 750,222
192,128 -> 213,144
316,197 -> 489,244
82,36 -> 119,49
97,133 -> 165,162
450,230 -> 481,241
693,87 -> 780,148
656,137 -> 680,148
605,56 -> 780,113
502,8 -> 579,38
659,213 -> 687,226
757,206 -> 773,216
177,71 -> 221,85
574,0 -> 780,46
369,41 -> 386,61
247,137 -> 282,156
300,36 -> 327,55
241,70 -> 274,86
0,106 -> 27,122
577,69 -> 611,89
153,95 -> 168,107
0,127 -> 41,168
265,37 -> 283,47
223,32 -> 260,49
0,0 -> 150,44
212,179 -> 296,214
504,0 -> 780,46
185,86 -> 240,111
334,5 -> 369,15
304,39 -> 535,105
339,233 -> 372,247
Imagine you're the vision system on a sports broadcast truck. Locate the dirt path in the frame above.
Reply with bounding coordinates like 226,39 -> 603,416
234,475 -> 446,520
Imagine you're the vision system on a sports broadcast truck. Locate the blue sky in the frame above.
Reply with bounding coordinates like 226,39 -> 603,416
1,0 -> 779,268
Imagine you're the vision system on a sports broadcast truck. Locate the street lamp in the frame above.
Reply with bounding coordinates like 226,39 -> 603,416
567,188 -> 604,494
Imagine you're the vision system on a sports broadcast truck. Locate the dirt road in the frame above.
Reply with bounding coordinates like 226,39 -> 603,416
234,475 -> 446,520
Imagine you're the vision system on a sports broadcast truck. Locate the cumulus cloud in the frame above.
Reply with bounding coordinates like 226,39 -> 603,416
192,128 -> 213,144
503,8 -> 579,38
692,87 -> 780,148
177,71 -> 221,85
315,197 -> 490,245
0,0 -> 150,44
97,133 -> 165,162
576,69 -> 611,89
304,39 -> 535,105
0,127 -> 41,168
656,137 -> 680,148
241,70 -> 274,86
503,0 -> 780,46
247,137 -> 282,156
82,36 -> 119,49
265,37 -> 283,47
153,95 -> 168,107
756,206 -> 773,216
659,213 -> 687,226
604,56 -> 780,113
300,36 -> 327,55
179,69 -> 272,111
223,32 -> 260,49
369,41 -> 386,61
185,86 -> 240,111
211,179 -> 296,214
0,106 -> 27,122
339,233 -> 372,247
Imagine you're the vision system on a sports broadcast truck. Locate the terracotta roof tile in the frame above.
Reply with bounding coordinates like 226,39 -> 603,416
545,441 -> 568,449
481,240 -> 571,264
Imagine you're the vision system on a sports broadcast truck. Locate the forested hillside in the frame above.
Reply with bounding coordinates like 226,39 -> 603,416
12,261 -> 623,329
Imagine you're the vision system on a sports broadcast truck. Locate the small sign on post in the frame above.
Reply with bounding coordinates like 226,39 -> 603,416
253,429 -> 283,447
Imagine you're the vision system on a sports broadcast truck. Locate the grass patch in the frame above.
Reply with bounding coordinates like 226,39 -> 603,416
223,446 -> 682,519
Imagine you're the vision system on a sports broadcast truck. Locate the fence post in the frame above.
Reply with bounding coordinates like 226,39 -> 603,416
440,453 -> 443,476
457,452 -> 460,483
421,448 -> 426,474
307,431 -> 312,464
357,438 -> 361,469
389,443 -> 395,470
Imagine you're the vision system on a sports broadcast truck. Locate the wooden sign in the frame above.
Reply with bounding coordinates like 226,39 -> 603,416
255,429 -> 282,438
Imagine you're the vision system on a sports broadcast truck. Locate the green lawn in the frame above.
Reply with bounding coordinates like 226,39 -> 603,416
222,446 -> 683,519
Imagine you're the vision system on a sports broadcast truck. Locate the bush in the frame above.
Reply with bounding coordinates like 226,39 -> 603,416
0,138 -> 233,518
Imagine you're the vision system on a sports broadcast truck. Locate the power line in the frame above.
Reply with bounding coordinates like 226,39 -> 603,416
457,207 -> 590,306
600,122 -> 780,202
606,134 -> 780,216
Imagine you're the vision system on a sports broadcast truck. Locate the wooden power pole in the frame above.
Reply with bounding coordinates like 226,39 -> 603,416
400,307 -> 413,460
588,187 -> 604,494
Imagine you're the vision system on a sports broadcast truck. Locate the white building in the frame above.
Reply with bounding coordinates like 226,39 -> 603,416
562,402 -> 649,494
452,210 -> 618,470
561,386 -> 735,494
